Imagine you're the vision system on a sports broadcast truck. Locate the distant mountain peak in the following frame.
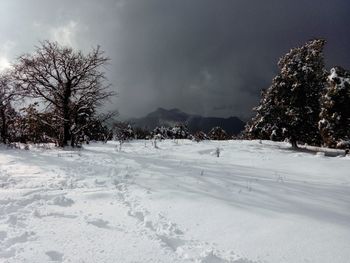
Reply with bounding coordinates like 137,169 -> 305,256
155,107 -> 168,112
168,108 -> 182,112
154,107 -> 183,114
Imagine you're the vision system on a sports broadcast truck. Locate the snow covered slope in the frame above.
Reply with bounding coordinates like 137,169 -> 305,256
0,140 -> 349,263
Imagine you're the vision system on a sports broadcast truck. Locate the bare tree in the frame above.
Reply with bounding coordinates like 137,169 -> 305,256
13,41 -> 114,147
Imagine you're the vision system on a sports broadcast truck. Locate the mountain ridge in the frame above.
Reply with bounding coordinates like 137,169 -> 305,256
129,108 -> 245,135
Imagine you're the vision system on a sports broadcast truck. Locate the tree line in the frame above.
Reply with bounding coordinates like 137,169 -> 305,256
244,39 -> 350,149
113,122 -> 232,142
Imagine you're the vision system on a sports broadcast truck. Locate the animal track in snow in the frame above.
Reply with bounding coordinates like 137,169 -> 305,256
115,180 -> 250,262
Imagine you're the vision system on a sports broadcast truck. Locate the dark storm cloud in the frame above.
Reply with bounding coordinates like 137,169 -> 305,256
1,0 -> 350,119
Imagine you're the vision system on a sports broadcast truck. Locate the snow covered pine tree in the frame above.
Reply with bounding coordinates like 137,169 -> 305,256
244,85 -> 287,141
319,67 -> 350,149
245,39 -> 327,147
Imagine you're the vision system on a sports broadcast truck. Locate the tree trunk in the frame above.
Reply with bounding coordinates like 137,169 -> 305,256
70,134 -> 75,147
290,137 -> 298,148
62,118 -> 70,146
59,83 -> 72,147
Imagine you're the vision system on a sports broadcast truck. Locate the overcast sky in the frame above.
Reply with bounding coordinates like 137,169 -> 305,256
1,0 -> 349,120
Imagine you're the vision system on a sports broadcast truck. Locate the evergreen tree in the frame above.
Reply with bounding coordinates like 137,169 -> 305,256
319,67 -> 350,148
245,80 -> 289,142
245,39 -> 327,147
170,124 -> 190,139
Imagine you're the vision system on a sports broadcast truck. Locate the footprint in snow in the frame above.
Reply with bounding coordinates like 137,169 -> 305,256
127,210 -> 146,221
45,250 -> 64,262
49,196 -> 74,207
94,179 -> 106,186
87,218 -> 111,229
158,235 -> 186,251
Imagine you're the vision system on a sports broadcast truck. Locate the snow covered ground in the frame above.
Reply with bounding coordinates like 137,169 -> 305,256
0,140 -> 349,263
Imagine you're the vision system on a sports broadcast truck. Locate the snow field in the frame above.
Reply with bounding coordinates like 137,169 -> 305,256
0,140 -> 349,262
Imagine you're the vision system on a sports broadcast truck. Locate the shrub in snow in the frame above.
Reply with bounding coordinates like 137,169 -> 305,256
319,67 -> 350,149
208,127 -> 229,140
7,142 -> 21,149
152,133 -> 163,149
170,124 -> 191,139
215,147 -> 220,157
245,39 -> 327,148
